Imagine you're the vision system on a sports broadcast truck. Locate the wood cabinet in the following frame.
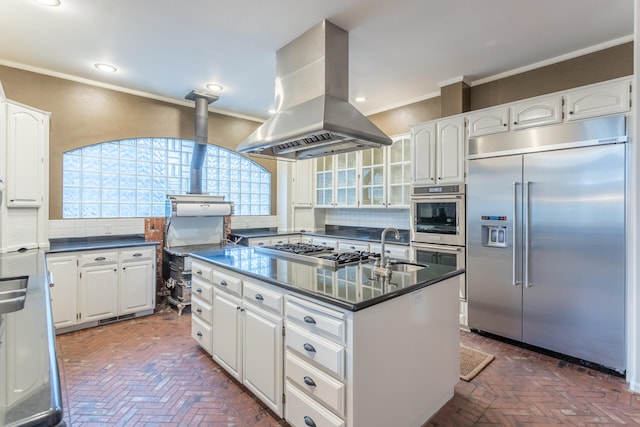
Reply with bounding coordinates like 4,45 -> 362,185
0,96 -> 50,253
46,245 -> 156,333
411,116 -> 465,186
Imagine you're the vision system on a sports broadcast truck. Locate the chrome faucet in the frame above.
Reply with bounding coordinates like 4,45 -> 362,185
378,227 -> 400,268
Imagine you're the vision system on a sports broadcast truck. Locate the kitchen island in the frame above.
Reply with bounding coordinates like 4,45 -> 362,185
0,249 -> 63,427
190,244 -> 463,427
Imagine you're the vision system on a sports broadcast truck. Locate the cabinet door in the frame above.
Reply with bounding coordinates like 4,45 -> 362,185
293,159 -> 314,207
79,263 -> 119,322
212,291 -> 243,381
6,103 -> 45,207
467,108 -> 509,137
410,122 -> 436,185
334,152 -> 358,207
436,117 -> 465,184
46,254 -> 79,329
510,95 -> 563,130
359,147 -> 386,208
387,135 -> 411,208
243,304 -> 283,417
315,156 -> 334,207
119,261 -> 154,314
565,79 -> 631,121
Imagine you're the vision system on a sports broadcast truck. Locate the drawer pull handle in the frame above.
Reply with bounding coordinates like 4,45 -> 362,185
255,294 -> 264,301
304,416 -> 316,427
196,270 -> 203,275
303,343 -> 316,353
196,308 -> 202,313
220,280 -> 228,287
133,253 -> 143,257
303,376 -> 316,387
94,256 -> 106,261
303,316 -> 316,324
196,331 -> 203,337
196,288 -> 203,293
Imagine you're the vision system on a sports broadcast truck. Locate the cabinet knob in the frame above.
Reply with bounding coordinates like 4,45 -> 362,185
303,376 -> 317,387
196,308 -> 202,313
504,123 -> 508,127
303,343 -> 316,353
196,288 -> 203,293
569,111 -> 574,115
220,280 -> 227,287
512,122 -> 517,125
196,270 -> 202,275
197,331 -> 203,337
303,315 -> 316,325
304,416 -> 317,427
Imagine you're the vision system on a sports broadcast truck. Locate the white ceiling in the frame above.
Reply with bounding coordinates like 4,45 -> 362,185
0,0 -> 634,121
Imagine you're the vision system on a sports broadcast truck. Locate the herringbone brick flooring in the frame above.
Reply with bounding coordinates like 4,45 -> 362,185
55,305 -> 640,426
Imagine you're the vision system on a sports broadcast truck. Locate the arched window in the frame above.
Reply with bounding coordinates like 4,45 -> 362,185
62,138 -> 270,218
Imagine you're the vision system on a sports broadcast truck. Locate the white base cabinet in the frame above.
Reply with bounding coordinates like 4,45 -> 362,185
46,245 -> 156,333
193,257 -> 460,427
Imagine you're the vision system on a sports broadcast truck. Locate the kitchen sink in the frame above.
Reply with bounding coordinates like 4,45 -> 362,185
0,276 -> 28,314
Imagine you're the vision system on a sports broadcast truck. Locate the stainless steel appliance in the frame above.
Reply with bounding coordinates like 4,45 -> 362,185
255,242 -> 381,269
467,114 -> 627,373
410,184 -> 465,246
163,194 -> 232,315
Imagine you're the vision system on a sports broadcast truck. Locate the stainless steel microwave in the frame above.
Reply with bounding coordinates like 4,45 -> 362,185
410,184 -> 465,246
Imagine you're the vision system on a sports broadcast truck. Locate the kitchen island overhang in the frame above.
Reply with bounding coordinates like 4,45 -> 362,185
189,244 -> 465,312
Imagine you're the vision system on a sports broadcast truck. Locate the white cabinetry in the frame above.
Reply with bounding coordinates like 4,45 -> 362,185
315,153 -> 358,208
565,78 -> 631,121
467,108 -> 509,137
198,264 -> 286,417
359,134 -> 411,209
510,95 -> 563,130
293,159 -> 314,208
46,245 -> 156,333
0,97 -> 50,253
245,234 -> 302,246
369,242 -> 410,261
411,116 -> 465,186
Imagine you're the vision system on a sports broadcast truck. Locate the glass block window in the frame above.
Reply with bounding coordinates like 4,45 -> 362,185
62,138 -> 271,218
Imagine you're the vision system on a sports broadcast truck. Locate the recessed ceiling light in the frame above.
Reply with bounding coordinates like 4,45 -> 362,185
268,108 -> 276,114
34,0 -> 61,6
355,97 -> 366,103
206,83 -> 223,92
94,63 -> 117,73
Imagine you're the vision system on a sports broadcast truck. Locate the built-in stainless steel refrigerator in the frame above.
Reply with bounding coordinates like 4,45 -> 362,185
467,114 -> 627,373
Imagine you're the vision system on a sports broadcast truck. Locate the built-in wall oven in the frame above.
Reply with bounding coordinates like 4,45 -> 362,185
410,184 -> 465,246
410,184 -> 467,324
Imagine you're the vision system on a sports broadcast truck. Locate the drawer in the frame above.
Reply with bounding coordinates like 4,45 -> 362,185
243,281 -> 283,315
192,261 -> 213,283
78,251 -> 118,267
286,321 -> 345,379
191,277 -> 213,303
191,295 -> 212,325
212,270 -> 242,297
285,296 -> 346,343
191,315 -> 212,355
286,351 -> 346,417
120,247 -> 155,263
285,381 -> 345,427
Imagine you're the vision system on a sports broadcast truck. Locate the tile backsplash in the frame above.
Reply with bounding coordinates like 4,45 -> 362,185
324,208 -> 410,230
48,218 -> 145,239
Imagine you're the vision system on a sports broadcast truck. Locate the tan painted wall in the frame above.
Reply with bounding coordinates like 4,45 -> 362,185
0,41 -> 633,220
0,66 -> 271,219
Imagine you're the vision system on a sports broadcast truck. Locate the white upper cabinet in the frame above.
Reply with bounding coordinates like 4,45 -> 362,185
510,95 -> 563,130
315,153 -> 358,208
359,146 -> 386,208
293,159 -> 314,208
410,122 -> 436,185
436,116 -> 465,184
6,103 -> 47,207
467,108 -> 509,137
386,135 -> 411,208
565,78 -> 631,121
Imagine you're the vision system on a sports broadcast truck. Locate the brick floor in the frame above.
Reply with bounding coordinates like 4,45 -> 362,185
56,305 -> 640,426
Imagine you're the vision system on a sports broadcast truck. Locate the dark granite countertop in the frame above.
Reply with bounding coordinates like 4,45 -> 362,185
48,234 -> 158,253
0,249 -> 63,426
229,225 -> 411,246
190,245 -> 463,312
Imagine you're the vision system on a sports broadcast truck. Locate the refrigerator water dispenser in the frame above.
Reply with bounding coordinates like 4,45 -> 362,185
482,225 -> 507,248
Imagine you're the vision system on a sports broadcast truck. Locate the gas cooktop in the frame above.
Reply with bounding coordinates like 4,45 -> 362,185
254,242 -> 380,269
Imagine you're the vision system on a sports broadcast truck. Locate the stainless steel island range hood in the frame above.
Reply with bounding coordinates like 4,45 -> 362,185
237,20 -> 392,160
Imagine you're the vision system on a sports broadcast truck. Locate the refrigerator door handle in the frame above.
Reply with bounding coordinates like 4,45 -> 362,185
524,181 -> 532,287
513,182 -> 520,286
